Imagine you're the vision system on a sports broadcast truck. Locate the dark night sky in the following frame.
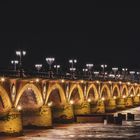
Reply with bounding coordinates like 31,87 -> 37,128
0,3 -> 140,72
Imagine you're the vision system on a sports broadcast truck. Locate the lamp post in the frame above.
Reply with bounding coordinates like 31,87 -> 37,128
46,57 -> 55,78
83,68 -> 88,77
54,64 -> 60,75
70,67 -> 76,79
11,60 -> 19,71
112,67 -> 118,80
69,59 -> 77,68
129,71 -> 135,82
122,68 -> 128,80
16,50 -> 26,77
94,71 -> 99,79
35,64 -> 42,72
86,64 -> 94,80
101,64 -> 107,79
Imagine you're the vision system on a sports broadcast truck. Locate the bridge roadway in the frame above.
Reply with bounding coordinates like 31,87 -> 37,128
0,77 -> 140,136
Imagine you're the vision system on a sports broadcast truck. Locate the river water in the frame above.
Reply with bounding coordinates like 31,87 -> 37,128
1,107 -> 140,140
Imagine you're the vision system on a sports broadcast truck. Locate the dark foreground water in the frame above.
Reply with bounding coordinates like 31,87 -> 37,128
1,107 -> 140,140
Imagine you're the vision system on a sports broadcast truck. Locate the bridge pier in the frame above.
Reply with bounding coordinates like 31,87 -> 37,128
125,97 -> 133,108
52,103 -> 74,123
90,100 -> 105,114
22,105 -> 52,128
133,96 -> 140,106
0,108 -> 23,136
116,98 -> 126,110
73,101 -> 90,115
105,99 -> 116,113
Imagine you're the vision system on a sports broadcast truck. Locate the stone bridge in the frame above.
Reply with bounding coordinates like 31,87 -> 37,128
0,77 -> 140,135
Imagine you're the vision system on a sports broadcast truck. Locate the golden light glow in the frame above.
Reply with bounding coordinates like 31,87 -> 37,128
119,81 -> 122,84
80,80 -> 84,83
134,83 -> 137,86
127,82 -> 130,85
137,94 -> 140,97
109,81 -> 112,84
70,100 -> 74,105
123,95 -> 126,98
130,94 -> 133,97
48,101 -> 53,107
1,77 -> 5,82
96,81 -> 100,84
101,97 -> 105,101
87,98 -> 91,102
61,79 -> 65,83
17,105 -> 22,111
113,96 -> 116,99
35,78 -> 39,82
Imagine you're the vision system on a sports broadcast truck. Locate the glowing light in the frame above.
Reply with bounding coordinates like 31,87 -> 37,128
130,94 -> 133,97
127,82 -> 130,85
96,80 -> 100,84
119,81 -> 122,84
113,96 -> 116,99
61,79 -> 65,83
101,97 -> 105,101
35,78 -> 39,82
137,94 -> 140,97
48,101 -> 53,107
134,83 -> 138,86
17,105 -> 22,111
123,95 -> 126,98
80,80 -> 84,83
108,81 -> 112,84
87,98 -> 91,102
1,77 -> 5,82
70,100 -> 74,105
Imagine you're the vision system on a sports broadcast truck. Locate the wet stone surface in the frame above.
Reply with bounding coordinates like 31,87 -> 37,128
1,107 -> 140,140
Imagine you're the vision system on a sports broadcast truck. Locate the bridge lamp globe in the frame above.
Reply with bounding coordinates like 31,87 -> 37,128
46,57 -> 55,70
35,64 -> 42,72
35,78 -> 39,82
54,64 -> 60,74
69,59 -> 77,68
130,94 -> 134,97
61,79 -> 65,83
108,81 -> 112,84
86,64 -> 94,70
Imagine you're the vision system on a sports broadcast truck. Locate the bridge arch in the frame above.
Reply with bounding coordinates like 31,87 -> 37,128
15,83 -> 43,108
129,86 -> 136,97
0,85 -> 12,112
86,84 -> 99,101
69,84 -> 84,104
135,87 -> 140,96
45,83 -> 66,105
100,84 -> 111,99
121,85 -> 129,97
112,84 -> 120,98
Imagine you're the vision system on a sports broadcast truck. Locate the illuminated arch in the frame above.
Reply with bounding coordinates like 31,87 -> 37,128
86,84 -> 99,101
100,84 -> 111,99
0,85 -> 11,111
112,84 -> 121,97
15,83 -> 43,107
129,86 -> 136,96
45,83 -> 66,104
135,86 -> 140,95
121,85 -> 129,97
68,84 -> 84,103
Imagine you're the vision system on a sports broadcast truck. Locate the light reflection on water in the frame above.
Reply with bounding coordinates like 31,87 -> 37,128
2,107 -> 140,140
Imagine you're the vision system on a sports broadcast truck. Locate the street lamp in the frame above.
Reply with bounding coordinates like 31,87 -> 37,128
54,64 -> 60,75
94,71 -> 99,78
70,67 -> 76,79
83,68 -> 88,76
69,59 -> 77,68
129,71 -> 135,82
16,50 -> 26,77
11,60 -> 19,71
112,67 -> 118,79
35,64 -> 42,72
101,64 -> 107,79
46,57 -> 55,70
122,68 -> 128,80
86,64 -> 94,80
